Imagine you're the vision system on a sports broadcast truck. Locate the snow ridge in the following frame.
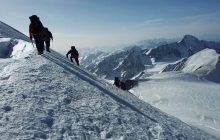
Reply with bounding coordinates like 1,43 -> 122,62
0,21 -> 30,42
43,51 -> 158,123
0,21 -> 219,139
0,44 -> 218,139
41,50 -> 218,139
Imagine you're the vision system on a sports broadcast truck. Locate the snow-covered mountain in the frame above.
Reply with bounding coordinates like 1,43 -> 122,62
79,33 -> 220,138
81,35 -> 220,81
147,35 -> 220,61
1,21 -> 219,139
82,47 -> 152,80
162,48 -> 220,83
79,38 -> 178,80
80,50 -> 106,67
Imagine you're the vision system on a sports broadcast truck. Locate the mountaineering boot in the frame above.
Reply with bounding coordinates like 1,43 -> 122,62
38,51 -> 43,55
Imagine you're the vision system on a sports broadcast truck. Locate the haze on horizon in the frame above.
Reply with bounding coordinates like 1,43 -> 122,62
1,0 -> 220,52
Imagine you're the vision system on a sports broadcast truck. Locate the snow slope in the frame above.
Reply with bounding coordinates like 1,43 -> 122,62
132,62 -> 220,138
162,48 -> 220,83
1,20 -> 219,139
0,41 -> 219,139
182,49 -> 220,83
0,21 -> 30,42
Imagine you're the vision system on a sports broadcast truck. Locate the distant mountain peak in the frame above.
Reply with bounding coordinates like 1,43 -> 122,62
181,35 -> 199,43
130,46 -> 142,52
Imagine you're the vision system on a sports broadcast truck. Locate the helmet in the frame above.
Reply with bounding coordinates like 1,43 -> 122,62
71,46 -> 75,49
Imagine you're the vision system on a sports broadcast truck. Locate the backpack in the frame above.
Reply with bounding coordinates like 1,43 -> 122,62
30,15 -> 44,34
71,48 -> 79,58
43,29 -> 52,41
120,81 -> 127,90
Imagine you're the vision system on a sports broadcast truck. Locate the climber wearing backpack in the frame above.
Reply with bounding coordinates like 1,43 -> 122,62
114,77 -> 121,88
66,46 -> 79,66
29,15 -> 45,55
114,77 -> 127,90
43,27 -> 53,52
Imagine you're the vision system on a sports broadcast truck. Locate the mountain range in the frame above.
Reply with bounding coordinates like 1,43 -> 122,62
81,34 -> 220,83
80,32 -> 220,138
1,21 -> 220,139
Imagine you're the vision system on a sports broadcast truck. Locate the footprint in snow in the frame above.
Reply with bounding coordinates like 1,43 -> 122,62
41,116 -> 54,128
2,106 -> 12,112
0,75 -> 10,80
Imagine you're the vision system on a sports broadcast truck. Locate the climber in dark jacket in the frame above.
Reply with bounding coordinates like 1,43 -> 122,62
114,77 -> 121,88
66,46 -> 79,66
114,77 -> 127,90
43,27 -> 53,52
29,15 -> 45,55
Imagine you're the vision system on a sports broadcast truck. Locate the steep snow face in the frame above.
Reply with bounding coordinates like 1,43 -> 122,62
162,49 -> 220,83
83,47 -> 152,80
183,49 -> 218,72
0,21 -> 30,42
147,35 -> 220,61
0,43 -> 218,139
183,49 -> 220,83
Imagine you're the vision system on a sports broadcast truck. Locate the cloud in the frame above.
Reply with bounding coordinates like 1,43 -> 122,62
143,19 -> 164,24
169,12 -> 220,23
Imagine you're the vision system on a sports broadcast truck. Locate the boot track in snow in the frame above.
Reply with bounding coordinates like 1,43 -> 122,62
42,51 -> 158,123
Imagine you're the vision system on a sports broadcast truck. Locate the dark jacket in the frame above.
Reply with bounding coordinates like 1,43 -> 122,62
66,48 -> 79,58
44,28 -> 53,41
29,23 -> 44,39
29,15 -> 44,40
114,77 -> 127,90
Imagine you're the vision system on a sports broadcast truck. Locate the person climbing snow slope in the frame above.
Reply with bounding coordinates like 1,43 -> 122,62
29,15 -> 45,55
66,46 -> 79,66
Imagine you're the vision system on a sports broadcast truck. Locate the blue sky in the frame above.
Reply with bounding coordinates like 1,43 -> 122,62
1,0 -> 220,51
